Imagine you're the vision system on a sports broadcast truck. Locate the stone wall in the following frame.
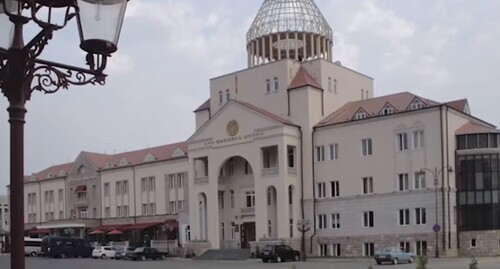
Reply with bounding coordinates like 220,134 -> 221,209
459,230 -> 500,257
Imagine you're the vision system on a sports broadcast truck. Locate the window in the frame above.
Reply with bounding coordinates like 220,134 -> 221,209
141,177 -> 155,192
330,181 -> 340,197
400,241 -> 410,252
333,243 -> 341,256
170,201 -> 177,213
142,204 -> 148,215
363,177 -> 373,194
93,208 -> 97,218
399,209 -> 410,225
104,183 -> 110,197
363,211 -> 374,227
123,181 -> 128,194
289,219 -> 293,238
168,174 -> 175,189
104,207 -> 110,218
397,133 -> 408,151
317,182 -> 326,198
415,208 -> 427,225
267,220 -> 272,237
58,189 -> 63,202
226,89 -> 230,102
177,201 -> 184,211
319,244 -> 328,256
361,139 -> 373,156
230,190 -> 235,208
116,206 -> 122,217
245,191 -> 255,208
149,203 -> 156,215
266,79 -> 271,93
329,144 -> 338,160
414,172 -> 426,189
177,173 -> 184,188
471,238 -> 477,248
361,89 -> 365,100
381,105 -> 394,115
333,79 -> 338,94
413,130 -> 424,149
231,222 -> 236,240
219,91 -> 223,104
316,146 -> 325,162
59,210 -> 64,219
416,241 -> 427,256
354,111 -> 368,120
328,77 -> 332,92
365,90 -> 369,99
317,214 -> 327,230
288,146 -> 295,168
116,182 -> 122,195
363,243 -> 375,257
274,77 -> 279,91
331,213 -> 340,229
399,173 -> 410,191
221,223 -> 225,240
409,99 -> 424,110
220,191 -> 225,209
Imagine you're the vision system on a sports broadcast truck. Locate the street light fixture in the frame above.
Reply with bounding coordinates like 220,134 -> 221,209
296,219 -> 310,261
419,166 -> 453,258
0,1 -> 128,269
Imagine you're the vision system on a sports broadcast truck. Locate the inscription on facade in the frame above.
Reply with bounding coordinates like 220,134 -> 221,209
204,131 -> 264,146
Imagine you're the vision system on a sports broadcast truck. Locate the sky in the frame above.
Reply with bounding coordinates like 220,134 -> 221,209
1,0 -> 500,194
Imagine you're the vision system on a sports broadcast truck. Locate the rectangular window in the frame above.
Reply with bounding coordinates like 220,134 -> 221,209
361,139 -> 373,156
231,222 -> 236,240
414,172 -> 426,189
142,204 -> 148,215
330,181 -> 340,197
230,190 -> 235,208
363,243 -> 375,257
123,181 -> 128,194
104,183 -> 110,197
116,182 -> 122,195
105,207 -> 110,218
329,144 -> 338,160
58,189 -> 63,202
363,211 -> 374,227
170,201 -> 177,213
59,210 -> 64,220
220,191 -> 225,209
150,203 -> 156,215
416,241 -> 427,256
177,201 -> 184,211
399,173 -> 409,191
399,209 -> 410,225
177,173 -> 184,188
397,133 -> 408,151
317,214 -> 327,230
319,244 -> 328,256
246,191 -> 255,208
363,177 -> 373,194
288,146 -> 295,168
289,219 -> 294,238
316,146 -> 325,162
399,241 -> 410,252
221,223 -> 225,240
471,238 -> 477,248
267,220 -> 272,237
333,243 -> 341,257
244,161 -> 251,174
415,208 -> 427,225
317,182 -> 326,198
331,213 -> 340,229
413,130 -> 424,149
149,177 -> 155,191
116,206 -> 122,217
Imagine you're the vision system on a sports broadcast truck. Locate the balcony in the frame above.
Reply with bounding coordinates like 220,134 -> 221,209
74,199 -> 88,208
194,176 -> 208,184
241,207 -> 255,216
262,167 -> 279,178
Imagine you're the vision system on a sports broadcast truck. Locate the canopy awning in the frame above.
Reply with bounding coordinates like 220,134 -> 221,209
28,228 -> 50,235
88,224 -> 129,234
164,219 -> 179,229
89,229 -> 105,235
107,229 -> 123,235
74,185 -> 87,193
121,222 -> 162,231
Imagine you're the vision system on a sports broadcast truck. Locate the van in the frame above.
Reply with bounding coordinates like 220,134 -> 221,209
24,237 -> 42,257
41,236 -> 93,258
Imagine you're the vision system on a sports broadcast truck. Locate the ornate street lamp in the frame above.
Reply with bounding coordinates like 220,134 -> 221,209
0,1 -> 128,269
296,219 -> 310,261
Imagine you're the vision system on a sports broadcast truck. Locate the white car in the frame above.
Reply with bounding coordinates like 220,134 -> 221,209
92,246 -> 116,259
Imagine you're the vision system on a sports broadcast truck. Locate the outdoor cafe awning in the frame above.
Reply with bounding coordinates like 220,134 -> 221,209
88,224 -> 129,235
120,222 -> 163,231
27,228 -> 50,235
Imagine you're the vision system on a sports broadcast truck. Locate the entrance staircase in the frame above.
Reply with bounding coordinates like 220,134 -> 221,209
195,249 -> 251,261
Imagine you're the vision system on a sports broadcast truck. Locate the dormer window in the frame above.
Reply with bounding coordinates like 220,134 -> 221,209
380,105 -> 395,115
144,153 -> 156,162
219,91 -> 223,104
77,165 -> 86,175
408,99 -> 425,110
266,79 -> 271,93
354,110 -> 368,120
48,173 -> 54,179
119,158 -> 129,166
106,161 -> 114,169
172,147 -> 185,158
226,89 -> 230,102
274,77 -> 279,91
59,170 -> 67,177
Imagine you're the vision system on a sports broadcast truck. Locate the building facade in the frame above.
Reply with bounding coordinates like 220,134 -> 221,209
0,195 -> 9,252
15,0 -> 500,257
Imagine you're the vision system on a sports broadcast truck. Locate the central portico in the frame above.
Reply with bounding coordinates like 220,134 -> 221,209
188,101 -> 302,250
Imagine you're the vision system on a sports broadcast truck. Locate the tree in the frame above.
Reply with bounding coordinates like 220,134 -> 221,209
416,255 -> 428,269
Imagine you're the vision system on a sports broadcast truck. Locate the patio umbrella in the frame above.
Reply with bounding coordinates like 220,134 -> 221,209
89,229 -> 105,235
107,229 -> 123,235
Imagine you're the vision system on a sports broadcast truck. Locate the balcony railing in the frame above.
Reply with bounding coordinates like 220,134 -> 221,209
74,199 -> 88,207
241,207 -> 255,215
194,176 -> 208,184
262,167 -> 279,178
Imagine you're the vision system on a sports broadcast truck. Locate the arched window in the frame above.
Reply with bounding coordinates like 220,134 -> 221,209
366,90 -> 369,99
333,79 -> 337,94
274,77 -> 279,91
226,89 -> 230,102
266,79 -> 271,93
77,165 -> 86,175
361,89 -> 365,100
328,77 -> 332,92
219,91 -> 223,104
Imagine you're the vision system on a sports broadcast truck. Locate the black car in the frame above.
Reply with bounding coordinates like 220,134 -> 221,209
260,244 -> 300,263
125,247 -> 167,261
115,247 -> 136,260
41,236 -> 93,258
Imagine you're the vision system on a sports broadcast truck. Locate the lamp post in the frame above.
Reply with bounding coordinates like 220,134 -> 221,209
419,166 -> 453,258
296,219 -> 310,261
0,1 -> 128,269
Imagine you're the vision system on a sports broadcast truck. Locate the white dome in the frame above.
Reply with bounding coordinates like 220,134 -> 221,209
247,0 -> 333,43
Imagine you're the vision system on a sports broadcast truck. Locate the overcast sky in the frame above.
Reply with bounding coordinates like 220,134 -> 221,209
1,0 -> 499,194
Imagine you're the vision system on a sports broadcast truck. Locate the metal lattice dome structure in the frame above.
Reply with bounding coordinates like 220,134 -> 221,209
246,0 -> 334,67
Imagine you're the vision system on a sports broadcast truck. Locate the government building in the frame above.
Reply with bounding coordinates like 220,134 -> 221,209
15,0 -> 500,258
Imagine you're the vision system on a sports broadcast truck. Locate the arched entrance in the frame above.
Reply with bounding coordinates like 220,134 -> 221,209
217,156 -> 255,249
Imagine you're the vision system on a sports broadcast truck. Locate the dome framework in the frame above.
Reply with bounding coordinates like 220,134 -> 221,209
247,0 -> 333,67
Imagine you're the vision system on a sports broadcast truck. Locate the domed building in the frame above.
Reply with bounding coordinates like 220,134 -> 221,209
19,0 -> 500,259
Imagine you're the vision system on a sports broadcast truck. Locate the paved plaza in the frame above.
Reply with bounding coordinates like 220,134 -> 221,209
0,256 -> 499,269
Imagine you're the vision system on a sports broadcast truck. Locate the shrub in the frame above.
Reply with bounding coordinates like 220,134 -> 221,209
469,257 -> 478,269
416,255 -> 428,269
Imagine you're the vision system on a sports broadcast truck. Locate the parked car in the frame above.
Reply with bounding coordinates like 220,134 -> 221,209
260,244 -> 300,263
41,236 -> 93,258
374,247 -> 415,265
124,247 -> 167,261
115,247 -> 136,260
92,246 -> 116,259
24,237 -> 42,257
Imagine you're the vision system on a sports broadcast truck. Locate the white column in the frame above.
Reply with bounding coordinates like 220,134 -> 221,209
261,36 -> 266,64
256,39 -> 260,66
286,33 -> 290,59
269,35 -> 274,62
323,37 -> 327,59
328,41 -> 333,61
277,34 -> 282,60
251,41 -> 255,67
294,32 -> 299,61
247,45 -> 251,67
316,35 -> 321,59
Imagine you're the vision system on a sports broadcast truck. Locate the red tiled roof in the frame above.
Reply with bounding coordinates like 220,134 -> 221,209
194,99 -> 210,112
82,152 -> 113,170
445,99 -> 468,112
29,162 -> 73,181
236,101 -> 299,127
288,66 -> 322,91
316,92 -> 440,127
456,122 -> 499,135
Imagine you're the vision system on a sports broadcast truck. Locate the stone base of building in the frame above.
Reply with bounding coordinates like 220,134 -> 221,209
185,240 -> 212,257
459,230 -> 500,257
